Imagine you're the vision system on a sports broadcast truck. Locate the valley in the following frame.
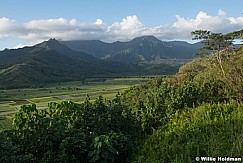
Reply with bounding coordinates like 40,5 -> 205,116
0,77 -> 152,131
0,36 -> 198,89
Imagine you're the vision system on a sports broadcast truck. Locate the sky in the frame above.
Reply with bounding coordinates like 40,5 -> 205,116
0,0 -> 243,50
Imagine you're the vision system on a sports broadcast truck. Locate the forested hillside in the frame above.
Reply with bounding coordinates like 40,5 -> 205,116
0,30 -> 243,162
62,36 -> 201,63
0,37 -> 188,89
121,30 -> 243,162
0,39 -> 105,88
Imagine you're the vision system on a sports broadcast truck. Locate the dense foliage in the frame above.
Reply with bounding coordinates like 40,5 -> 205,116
121,75 -> 227,135
0,96 -> 141,162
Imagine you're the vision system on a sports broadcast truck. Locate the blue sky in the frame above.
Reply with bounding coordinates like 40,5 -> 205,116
0,0 -> 243,49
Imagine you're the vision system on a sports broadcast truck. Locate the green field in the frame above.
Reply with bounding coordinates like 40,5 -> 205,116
0,77 -> 151,131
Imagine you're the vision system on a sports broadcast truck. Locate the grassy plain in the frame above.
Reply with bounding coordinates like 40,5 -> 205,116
0,77 -> 152,131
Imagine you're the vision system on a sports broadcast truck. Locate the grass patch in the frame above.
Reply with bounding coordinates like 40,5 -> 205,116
0,116 -> 13,132
0,105 -> 17,114
0,77 -> 151,131
135,102 -> 243,162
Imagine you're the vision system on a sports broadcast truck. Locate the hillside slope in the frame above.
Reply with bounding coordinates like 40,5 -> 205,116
120,44 -> 243,162
0,38 -> 185,88
0,39 -> 129,88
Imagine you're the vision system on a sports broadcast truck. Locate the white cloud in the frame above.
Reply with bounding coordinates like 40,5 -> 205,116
218,9 -> 226,17
0,17 -> 17,40
94,19 -> 103,25
155,10 -> 243,40
24,18 -> 78,31
105,15 -> 144,41
118,15 -> 142,30
19,18 -> 107,43
1,9 -> 243,49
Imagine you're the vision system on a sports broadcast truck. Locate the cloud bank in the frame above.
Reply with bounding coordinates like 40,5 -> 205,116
1,10 -> 243,48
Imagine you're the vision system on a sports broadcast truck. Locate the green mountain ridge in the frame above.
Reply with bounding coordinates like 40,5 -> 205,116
0,40 -> 117,88
61,35 -> 201,63
0,36 -> 198,88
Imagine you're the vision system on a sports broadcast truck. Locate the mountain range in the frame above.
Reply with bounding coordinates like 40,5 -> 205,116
0,36 -> 200,88
61,35 -> 201,63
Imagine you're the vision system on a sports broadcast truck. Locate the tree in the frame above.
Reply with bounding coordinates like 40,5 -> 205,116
191,30 -> 235,77
228,29 -> 243,40
191,29 -> 243,100
0,96 -> 141,162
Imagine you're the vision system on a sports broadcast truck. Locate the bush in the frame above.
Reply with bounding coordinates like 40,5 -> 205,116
0,95 -> 141,162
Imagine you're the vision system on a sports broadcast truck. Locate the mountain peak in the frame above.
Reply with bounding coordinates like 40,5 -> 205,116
37,38 -> 62,49
141,35 -> 158,40
131,35 -> 161,44
47,38 -> 59,43
35,38 -> 78,56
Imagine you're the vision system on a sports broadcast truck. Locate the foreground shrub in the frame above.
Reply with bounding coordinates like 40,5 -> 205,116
0,95 -> 141,163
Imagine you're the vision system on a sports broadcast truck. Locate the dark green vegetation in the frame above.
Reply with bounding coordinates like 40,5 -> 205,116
0,39 -> 137,89
62,35 -> 200,62
1,30 -> 243,162
0,97 -> 141,162
0,36 -> 200,89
